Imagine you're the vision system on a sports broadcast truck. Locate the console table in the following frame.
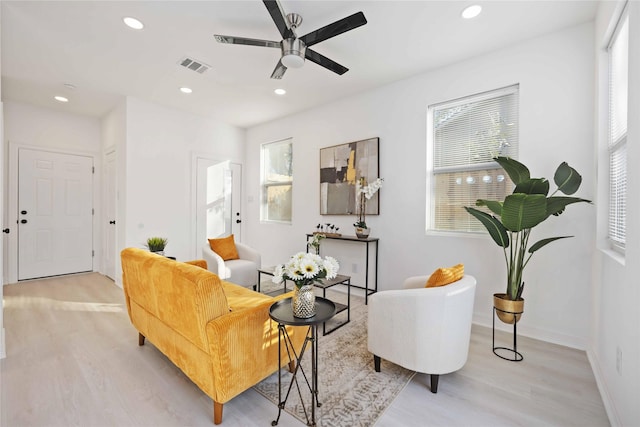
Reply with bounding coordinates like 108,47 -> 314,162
306,234 -> 379,304
269,297 -> 336,427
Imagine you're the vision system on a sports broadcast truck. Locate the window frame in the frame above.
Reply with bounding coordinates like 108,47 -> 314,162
606,6 -> 629,254
426,84 -> 519,235
260,138 -> 293,224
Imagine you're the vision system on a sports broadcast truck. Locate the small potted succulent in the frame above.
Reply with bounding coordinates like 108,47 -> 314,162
145,237 -> 168,255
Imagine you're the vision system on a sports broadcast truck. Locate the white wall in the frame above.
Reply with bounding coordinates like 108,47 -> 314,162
246,23 -> 596,349
590,2 -> 640,426
121,97 -> 245,277
3,101 -> 102,284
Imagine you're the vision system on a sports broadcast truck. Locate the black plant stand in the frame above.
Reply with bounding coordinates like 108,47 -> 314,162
492,306 -> 524,362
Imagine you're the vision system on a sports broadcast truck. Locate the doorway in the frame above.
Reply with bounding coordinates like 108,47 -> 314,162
195,158 -> 242,255
17,148 -> 94,280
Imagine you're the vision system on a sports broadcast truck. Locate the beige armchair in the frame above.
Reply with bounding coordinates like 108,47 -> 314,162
368,274 -> 476,393
202,242 -> 261,289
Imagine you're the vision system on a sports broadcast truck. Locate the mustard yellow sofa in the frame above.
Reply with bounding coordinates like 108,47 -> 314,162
121,247 -> 305,424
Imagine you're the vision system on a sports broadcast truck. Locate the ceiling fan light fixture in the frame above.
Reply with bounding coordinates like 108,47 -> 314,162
281,53 -> 304,69
281,38 -> 306,69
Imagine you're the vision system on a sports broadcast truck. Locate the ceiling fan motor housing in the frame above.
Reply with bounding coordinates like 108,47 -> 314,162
281,38 -> 306,68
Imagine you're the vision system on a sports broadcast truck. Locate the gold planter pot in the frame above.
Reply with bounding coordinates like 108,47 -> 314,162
493,293 -> 524,324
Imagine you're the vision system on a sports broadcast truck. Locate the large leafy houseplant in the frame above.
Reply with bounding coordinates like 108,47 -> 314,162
464,157 -> 591,302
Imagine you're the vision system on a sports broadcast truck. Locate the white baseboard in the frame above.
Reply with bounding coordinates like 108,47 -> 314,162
587,349 -> 619,427
473,313 -> 586,350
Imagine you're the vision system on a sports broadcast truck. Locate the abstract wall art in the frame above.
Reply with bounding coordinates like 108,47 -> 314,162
319,137 -> 379,215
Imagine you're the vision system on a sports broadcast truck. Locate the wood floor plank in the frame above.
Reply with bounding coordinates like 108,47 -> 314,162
1,273 -> 609,426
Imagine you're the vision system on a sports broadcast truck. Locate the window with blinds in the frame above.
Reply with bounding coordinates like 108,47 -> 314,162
261,138 -> 293,223
429,85 -> 519,232
608,10 -> 628,252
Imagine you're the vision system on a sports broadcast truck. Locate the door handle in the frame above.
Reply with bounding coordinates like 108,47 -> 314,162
236,219 -> 242,224
21,210 -> 27,215
109,220 -> 116,224
20,219 -> 27,224
2,228 -> 9,234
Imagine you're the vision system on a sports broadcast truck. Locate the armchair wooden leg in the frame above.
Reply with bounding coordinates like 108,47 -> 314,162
213,401 -> 223,425
430,374 -> 439,393
374,355 -> 381,372
138,333 -> 145,346
288,360 -> 296,373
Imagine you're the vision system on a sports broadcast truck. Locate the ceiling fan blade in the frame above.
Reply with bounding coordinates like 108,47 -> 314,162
305,49 -> 348,75
263,0 -> 294,39
299,11 -> 367,47
270,60 -> 287,79
214,34 -> 280,48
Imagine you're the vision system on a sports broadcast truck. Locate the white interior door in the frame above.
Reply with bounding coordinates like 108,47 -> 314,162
18,149 -> 93,280
104,151 -> 116,280
196,158 -> 242,249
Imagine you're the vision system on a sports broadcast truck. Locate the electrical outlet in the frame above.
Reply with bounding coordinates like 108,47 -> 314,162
616,346 -> 622,374
352,263 -> 358,274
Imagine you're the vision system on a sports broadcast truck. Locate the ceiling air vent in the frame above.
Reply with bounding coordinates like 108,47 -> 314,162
178,57 -> 211,74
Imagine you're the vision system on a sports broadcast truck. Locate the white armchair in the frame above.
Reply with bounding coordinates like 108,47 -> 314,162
367,274 -> 476,393
201,242 -> 261,289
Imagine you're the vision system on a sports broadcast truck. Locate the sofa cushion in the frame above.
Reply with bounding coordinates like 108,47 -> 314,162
208,235 -> 240,261
425,264 -> 464,288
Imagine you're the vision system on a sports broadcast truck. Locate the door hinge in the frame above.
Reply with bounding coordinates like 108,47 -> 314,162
92,208 -> 95,215
92,250 -> 95,257
92,166 -> 95,174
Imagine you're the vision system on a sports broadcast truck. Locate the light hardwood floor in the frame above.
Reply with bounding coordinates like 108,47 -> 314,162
1,273 -> 609,426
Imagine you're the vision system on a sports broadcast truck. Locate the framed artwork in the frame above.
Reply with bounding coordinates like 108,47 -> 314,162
320,137 -> 379,215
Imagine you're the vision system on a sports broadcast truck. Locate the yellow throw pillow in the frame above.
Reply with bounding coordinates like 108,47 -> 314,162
208,235 -> 239,261
425,264 -> 464,288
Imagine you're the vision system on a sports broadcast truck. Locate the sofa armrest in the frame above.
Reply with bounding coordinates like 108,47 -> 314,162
202,244 -> 226,277
235,242 -> 261,266
205,295 -> 302,404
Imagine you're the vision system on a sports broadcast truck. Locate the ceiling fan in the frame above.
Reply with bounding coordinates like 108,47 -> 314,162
214,0 -> 367,79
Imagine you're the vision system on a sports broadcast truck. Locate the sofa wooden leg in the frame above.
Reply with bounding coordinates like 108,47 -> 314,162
288,360 -> 296,373
138,333 -> 145,346
213,401 -> 223,425
374,355 -> 381,372
430,374 -> 439,393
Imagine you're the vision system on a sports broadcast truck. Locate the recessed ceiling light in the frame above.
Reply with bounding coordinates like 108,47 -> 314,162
461,5 -> 482,19
54,96 -> 69,103
123,16 -> 144,30
274,88 -> 286,95
180,87 -> 193,94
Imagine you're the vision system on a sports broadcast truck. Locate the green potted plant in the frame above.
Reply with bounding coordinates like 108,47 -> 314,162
145,237 -> 168,255
464,157 -> 591,323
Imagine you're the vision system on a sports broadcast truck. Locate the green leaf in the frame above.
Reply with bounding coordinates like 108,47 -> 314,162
546,196 -> 592,217
514,178 -> 550,195
554,162 -> 582,195
528,236 -> 573,253
494,156 -> 530,185
501,194 -> 548,231
464,207 -> 510,248
476,199 -> 503,216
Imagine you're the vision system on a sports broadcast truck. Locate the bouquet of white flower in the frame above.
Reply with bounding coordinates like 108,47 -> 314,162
272,252 -> 339,288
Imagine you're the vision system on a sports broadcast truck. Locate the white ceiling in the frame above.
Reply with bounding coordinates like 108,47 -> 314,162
1,1 -> 598,129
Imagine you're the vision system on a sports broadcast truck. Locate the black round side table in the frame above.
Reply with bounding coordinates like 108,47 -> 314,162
269,297 -> 336,427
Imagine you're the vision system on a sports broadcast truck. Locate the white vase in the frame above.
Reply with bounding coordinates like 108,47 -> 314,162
292,284 -> 316,318
354,227 -> 370,239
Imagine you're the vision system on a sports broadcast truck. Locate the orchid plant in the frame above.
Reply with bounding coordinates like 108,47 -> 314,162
272,252 -> 339,288
353,177 -> 384,229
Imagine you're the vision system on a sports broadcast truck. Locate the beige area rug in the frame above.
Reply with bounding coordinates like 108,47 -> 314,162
253,284 -> 415,427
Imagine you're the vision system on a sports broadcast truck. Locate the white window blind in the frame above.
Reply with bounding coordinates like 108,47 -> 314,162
608,11 -> 628,251
261,138 -> 293,223
430,85 -> 519,232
